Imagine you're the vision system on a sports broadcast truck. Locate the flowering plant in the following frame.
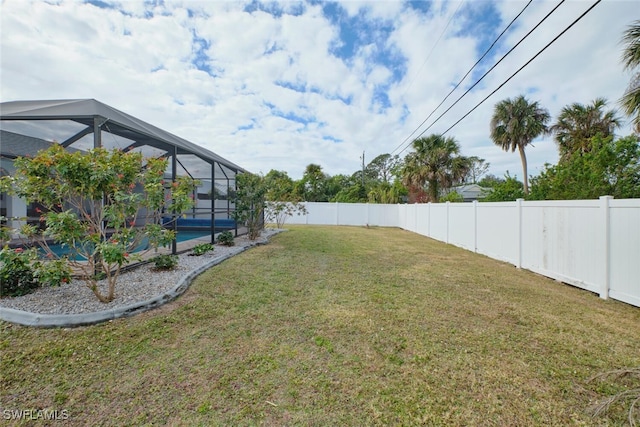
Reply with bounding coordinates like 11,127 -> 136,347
2,145 -> 197,302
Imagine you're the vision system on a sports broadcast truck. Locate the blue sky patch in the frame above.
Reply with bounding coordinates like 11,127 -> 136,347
323,135 -> 342,143
85,0 -> 114,10
372,89 -> 391,112
321,3 -> 406,91
275,80 -> 306,93
244,1 -> 305,17
405,1 -> 432,15
264,101 -> 314,128
274,110 -> 309,125
454,2 -> 504,83
191,30 -> 215,76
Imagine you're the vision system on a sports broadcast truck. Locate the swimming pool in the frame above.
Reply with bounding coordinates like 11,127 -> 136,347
39,229 -> 212,260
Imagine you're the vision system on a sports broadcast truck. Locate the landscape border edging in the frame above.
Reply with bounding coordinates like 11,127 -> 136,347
0,230 -> 282,328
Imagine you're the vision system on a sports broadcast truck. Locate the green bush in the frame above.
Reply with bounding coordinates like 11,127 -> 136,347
216,231 -> 235,246
440,191 -> 463,203
191,243 -> 214,256
152,254 -> 178,270
0,247 -> 40,297
33,258 -> 72,287
3,144 -> 197,303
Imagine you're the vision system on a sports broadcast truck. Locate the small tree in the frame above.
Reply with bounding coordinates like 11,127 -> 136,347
233,172 -> 266,240
465,156 -> 490,184
3,145 -> 196,303
263,169 -> 308,227
265,201 -> 307,228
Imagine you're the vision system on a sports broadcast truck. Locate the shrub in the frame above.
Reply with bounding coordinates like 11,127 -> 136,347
265,201 -> 307,228
152,254 -> 178,270
33,258 -> 72,287
3,145 -> 198,302
233,173 -> 265,240
216,231 -> 235,246
191,243 -> 214,256
440,191 -> 463,203
0,247 -> 39,297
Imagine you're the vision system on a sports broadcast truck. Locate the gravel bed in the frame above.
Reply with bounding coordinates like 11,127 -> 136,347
0,229 -> 282,315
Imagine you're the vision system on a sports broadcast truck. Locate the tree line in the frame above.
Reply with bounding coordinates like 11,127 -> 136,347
256,93 -> 639,203
255,21 -> 640,204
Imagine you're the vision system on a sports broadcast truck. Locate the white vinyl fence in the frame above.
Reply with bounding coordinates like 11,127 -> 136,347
285,198 -> 640,308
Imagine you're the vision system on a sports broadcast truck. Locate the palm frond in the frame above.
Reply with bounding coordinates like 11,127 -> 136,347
621,20 -> 640,71
588,366 -> 640,426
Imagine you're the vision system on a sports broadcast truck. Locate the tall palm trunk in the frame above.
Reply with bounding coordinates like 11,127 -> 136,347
428,179 -> 439,203
518,144 -> 529,195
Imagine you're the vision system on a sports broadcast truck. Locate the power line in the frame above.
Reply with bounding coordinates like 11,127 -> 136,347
390,0 -> 534,156
364,2 -> 464,169
439,0 -> 602,137
405,0 -> 567,148
396,0 -> 568,155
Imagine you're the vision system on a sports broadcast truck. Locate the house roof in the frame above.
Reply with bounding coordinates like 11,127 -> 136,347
0,99 -> 246,172
453,184 -> 488,193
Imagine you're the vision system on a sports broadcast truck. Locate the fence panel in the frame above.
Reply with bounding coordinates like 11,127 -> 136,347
337,203 -> 367,226
609,199 -> 640,306
402,204 -> 418,234
521,200 -> 602,294
475,202 -> 518,264
414,204 -> 430,237
306,202 -> 337,225
428,204 -> 448,242
448,202 -> 476,251
368,203 -> 399,227
284,203 -> 309,225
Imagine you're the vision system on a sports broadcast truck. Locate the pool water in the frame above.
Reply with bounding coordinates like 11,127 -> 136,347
172,230 -> 212,242
39,230 -> 212,260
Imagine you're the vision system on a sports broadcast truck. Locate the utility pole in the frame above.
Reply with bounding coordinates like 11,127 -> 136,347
361,151 -> 365,187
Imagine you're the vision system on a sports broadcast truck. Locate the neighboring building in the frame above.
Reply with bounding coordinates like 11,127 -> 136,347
449,184 -> 491,202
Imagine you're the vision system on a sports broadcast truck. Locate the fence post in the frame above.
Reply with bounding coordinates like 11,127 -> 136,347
366,203 -> 370,226
516,198 -> 523,269
305,202 -> 309,224
473,200 -> 478,253
446,201 -> 450,244
335,202 -> 339,225
600,195 -> 612,300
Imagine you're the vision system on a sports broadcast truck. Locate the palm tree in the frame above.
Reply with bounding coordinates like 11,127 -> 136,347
550,98 -> 621,160
621,20 -> 640,133
490,95 -> 550,195
401,134 -> 469,203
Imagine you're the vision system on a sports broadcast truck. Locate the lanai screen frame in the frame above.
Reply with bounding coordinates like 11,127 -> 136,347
0,99 -> 247,252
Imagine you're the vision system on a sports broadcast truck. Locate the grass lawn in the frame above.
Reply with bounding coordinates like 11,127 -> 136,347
1,225 -> 639,426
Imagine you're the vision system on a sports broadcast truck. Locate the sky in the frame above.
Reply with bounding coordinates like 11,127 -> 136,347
1,0 -> 637,181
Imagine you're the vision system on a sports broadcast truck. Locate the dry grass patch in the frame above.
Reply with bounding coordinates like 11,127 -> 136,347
1,225 -> 639,426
